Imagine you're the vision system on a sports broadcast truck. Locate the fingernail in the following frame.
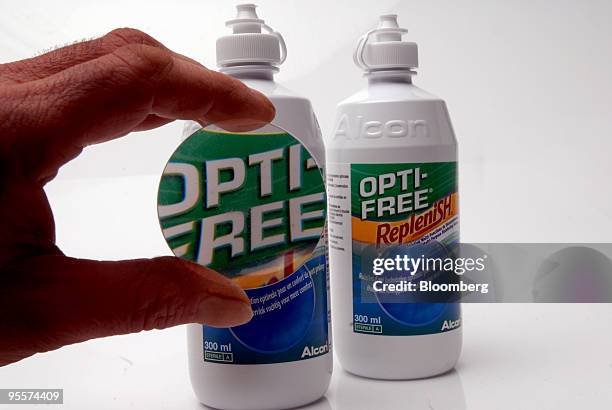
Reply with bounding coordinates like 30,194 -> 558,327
196,118 -> 210,129
249,88 -> 275,121
214,88 -> 274,132
215,118 -> 270,132
198,295 -> 253,328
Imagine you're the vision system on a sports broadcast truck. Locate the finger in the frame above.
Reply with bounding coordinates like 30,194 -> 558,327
0,28 -> 166,84
2,43 -> 275,182
133,114 -> 175,131
0,255 -> 252,365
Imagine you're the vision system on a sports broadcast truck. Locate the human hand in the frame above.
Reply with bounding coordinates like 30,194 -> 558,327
0,28 -> 275,366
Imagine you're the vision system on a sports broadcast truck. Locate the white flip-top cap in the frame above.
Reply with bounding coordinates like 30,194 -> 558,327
354,14 -> 418,71
216,4 -> 287,68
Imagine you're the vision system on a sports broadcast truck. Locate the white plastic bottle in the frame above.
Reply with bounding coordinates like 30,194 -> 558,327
181,4 -> 331,409
326,14 -> 462,379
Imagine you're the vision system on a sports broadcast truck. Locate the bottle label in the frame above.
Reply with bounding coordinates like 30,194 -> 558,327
158,127 -> 330,364
327,161 -> 461,336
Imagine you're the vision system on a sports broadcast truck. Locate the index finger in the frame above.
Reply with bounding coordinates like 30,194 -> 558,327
1,44 -> 275,182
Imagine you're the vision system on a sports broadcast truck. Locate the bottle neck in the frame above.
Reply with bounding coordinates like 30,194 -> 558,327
219,64 -> 278,81
366,69 -> 415,85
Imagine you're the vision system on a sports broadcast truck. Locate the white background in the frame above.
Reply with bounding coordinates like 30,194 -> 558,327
1,1 -> 612,409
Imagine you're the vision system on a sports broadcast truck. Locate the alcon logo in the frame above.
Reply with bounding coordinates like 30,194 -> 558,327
441,319 -> 461,331
301,343 -> 329,358
334,114 -> 428,140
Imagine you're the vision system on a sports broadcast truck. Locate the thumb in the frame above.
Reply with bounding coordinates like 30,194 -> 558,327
0,255 -> 252,364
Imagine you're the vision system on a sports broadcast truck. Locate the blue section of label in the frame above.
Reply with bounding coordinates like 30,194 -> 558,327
352,242 -> 461,336
352,295 -> 461,336
203,253 -> 329,364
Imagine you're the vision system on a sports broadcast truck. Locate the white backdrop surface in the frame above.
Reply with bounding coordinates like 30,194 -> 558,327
1,1 -> 612,409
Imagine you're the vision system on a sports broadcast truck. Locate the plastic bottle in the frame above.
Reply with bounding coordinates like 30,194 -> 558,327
181,4 -> 331,409
325,14 -> 462,379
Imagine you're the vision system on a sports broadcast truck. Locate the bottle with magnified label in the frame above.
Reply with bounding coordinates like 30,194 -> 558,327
325,14 -> 462,379
162,4 -> 332,410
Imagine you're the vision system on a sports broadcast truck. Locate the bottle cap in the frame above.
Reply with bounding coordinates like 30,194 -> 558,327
216,4 -> 286,68
354,14 -> 418,71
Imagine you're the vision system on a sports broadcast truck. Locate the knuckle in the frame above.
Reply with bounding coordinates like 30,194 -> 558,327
110,44 -> 174,85
104,27 -> 163,49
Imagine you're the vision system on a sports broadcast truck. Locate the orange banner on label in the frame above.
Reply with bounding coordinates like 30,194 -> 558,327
352,193 -> 459,245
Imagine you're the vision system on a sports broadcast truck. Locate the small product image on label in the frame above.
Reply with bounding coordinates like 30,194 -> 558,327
157,124 -> 329,364
328,162 -> 461,336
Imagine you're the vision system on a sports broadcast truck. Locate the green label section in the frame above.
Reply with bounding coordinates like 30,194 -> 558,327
351,162 -> 457,222
158,129 -> 326,281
